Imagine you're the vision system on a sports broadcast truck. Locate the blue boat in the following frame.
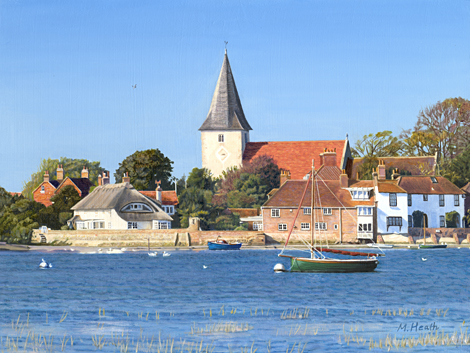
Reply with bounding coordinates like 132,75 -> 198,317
208,238 -> 242,250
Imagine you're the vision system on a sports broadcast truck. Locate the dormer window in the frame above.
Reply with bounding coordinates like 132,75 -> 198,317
218,134 -> 224,143
121,203 -> 152,212
350,188 -> 371,200
431,177 -> 438,183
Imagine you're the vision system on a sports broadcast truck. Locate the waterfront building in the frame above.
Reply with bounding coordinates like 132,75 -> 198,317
69,182 -> 172,230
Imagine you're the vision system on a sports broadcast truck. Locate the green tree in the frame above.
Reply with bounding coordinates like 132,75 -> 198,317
115,149 -> 174,190
445,211 -> 460,228
227,173 -> 268,208
49,185 -> 82,230
440,143 -> 470,188
0,198 -> 45,244
22,157 -> 104,199
177,168 -> 224,229
351,131 -> 404,158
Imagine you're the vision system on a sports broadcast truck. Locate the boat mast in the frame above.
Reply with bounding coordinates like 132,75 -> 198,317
423,214 -> 426,245
311,159 -> 315,257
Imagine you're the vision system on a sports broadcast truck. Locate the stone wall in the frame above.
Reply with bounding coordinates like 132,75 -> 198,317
31,228 -> 266,247
408,227 -> 470,244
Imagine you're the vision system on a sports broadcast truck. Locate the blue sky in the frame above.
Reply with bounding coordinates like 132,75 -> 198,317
1,0 -> 469,192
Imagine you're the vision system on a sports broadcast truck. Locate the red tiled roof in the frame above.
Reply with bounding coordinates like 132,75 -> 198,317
347,180 -> 374,188
398,176 -> 465,195
227,208 -> 260,217
316,165 -> 341,180
243,140 -> 348,180
351,156 -> 436,178
139,190 -> 179,206
377,180 -> 406,193
264,180 -> 374,208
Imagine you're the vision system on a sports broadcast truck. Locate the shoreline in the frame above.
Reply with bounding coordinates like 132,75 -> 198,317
8,243 -> 468,253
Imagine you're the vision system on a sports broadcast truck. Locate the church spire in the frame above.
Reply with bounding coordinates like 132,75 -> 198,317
199,51 -> 252,131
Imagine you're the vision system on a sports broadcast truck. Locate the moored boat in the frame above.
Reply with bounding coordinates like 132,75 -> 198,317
208,238 -> 242,250
418,244 -> 447,249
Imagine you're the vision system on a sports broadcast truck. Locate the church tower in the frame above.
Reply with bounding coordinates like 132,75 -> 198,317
199,50 -> 252,177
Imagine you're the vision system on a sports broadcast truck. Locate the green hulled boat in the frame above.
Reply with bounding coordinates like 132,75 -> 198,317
418,244 -> 447,249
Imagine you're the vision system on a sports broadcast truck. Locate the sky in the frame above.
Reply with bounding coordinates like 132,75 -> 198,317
1,0 -> 469,192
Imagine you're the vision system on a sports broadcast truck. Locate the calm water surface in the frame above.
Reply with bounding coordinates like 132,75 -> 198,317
1,248 -> 470,352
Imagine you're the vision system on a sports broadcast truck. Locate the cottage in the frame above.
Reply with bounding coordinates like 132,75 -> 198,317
69,182 -> 172,230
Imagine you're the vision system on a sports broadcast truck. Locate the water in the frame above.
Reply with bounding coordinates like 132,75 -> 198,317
1,248 -> 470,352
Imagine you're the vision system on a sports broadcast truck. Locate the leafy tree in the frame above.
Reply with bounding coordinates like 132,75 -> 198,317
227,173 -> 268,208
49,185 -> 82,230
115,149 -> 174,190
351,131 -> 403,158
445,211 -> 461,228
0,198 -> 45,244
0,186 -> 16,216
440,143 -> 470,188
23,158 -> 104,199
401,98 -> 470,166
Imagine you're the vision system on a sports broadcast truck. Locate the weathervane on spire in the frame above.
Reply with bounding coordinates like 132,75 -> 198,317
224,41 -> 228,54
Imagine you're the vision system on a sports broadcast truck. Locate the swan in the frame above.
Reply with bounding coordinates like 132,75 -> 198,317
163,251 -> 171,257
39,259 -> 48,268
148,252 -> 157,257
203,265 -> 208,269
421,258 -> 427,262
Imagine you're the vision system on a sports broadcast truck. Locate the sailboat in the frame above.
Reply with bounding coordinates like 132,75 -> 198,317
418,214 -> 447,249
278,160 -> 382,273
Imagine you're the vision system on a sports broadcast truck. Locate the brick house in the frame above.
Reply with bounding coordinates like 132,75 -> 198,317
261,149 -> 377,244
33,166 -> 94,207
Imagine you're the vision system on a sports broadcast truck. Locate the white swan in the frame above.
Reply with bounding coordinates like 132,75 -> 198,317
163,251 -> 171,257
148,252 -> 157,257
39,259 -> 48,268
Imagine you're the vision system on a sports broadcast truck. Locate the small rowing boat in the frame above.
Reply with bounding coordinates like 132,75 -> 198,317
208,237 -> 242,250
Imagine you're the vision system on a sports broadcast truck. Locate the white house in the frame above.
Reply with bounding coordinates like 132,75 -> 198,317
69,182 -> 173,230
373,162 -> 466,234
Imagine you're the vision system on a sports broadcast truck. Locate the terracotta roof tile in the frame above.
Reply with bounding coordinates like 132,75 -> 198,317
227,208 -> 260,217
264,180 -> 374,208
243,140 -> 348,180
377,180 -> 407,193
398,176 -> 465,195
139,190 -> 179,205
347,180 -> 374,188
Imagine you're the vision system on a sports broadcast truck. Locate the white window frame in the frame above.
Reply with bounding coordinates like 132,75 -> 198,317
440,215 -> 445,227
303,207 -> 311,215
271,209 -> 280,218
218,134 -> 224,143
300,222 -> 310,231
407,194 -> 412,207
40,185 -> 45,194
454,195 -> 459,206
389,193 -> 397,207
358,223 -> 372,232
93,220 -> 105,229
439,195 -> 445,207
253,222 -> 263,231
315,222 -> 327,231
128,222 -> 138,229
423,194 -> 428,201
323,208 -> 332,216
278,223 -> 287,231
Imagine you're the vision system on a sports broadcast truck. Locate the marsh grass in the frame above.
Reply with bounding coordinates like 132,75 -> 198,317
190,321 -> 253,335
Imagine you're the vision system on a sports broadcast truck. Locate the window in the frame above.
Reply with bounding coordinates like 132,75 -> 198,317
76,221 -> 86,230
108,222 -> 111,229
303,207 -> 311,215
323,208 -> 332,215
431,177 -> 438,183
122,203 -> 152,212
300,223 -> 310,231
423,194 -> 428,201
40,185 -> 45,194
351,189 -> 370,200
358,223 -> 372,232
389,193 -> 397,207
440,216 -> 445,227
386,217 -> 402,231
408,215 -> 412,228
253,222 -> 263,231
334,224 -> 338,230
163,206 -> 175,215
407,194 -> 412,207
218,134 -> 224,143
127,222 -> 138,229
93,221 -> 105,229
358,207 -> 372,215
454,195 -> 459,206
439,195 -> 445,207
153,221 -> 171,230
278,223 -> 287,231
315,222 -> 327,230
271,209 -> 280,218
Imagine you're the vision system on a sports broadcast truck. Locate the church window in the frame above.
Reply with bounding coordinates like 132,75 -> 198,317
218,134 -> 224,143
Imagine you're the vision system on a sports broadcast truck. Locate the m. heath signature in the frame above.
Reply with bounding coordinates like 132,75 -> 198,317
397,322 -> 439,332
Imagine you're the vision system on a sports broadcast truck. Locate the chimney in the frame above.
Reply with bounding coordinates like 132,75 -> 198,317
102,171 -> 110,185
372,167 -> 378,187
81,166 -> 89,179
122,172 -> 131,183
280,170 -> 291,186
320,148 -> 337,167
44,171 -> 50,183
156,180 -> 162,202
378,160 -> 386,180
98,174 -> 102,186
340,169 -> 348,188
56,165 -> 64,183
391,168 -> 400,180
